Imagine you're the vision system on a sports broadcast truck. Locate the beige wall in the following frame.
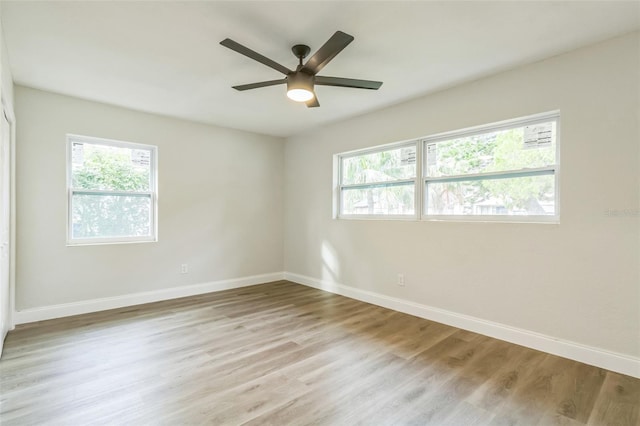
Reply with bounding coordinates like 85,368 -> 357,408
284,32 -> 640,358
1,23 -> 13,112
15,86 -> 284,309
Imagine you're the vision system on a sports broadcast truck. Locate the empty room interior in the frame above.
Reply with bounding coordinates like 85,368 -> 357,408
0,1 -> 639,425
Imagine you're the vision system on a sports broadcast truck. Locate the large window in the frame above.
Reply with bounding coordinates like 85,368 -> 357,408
67,135 -> 157,245
336,112 -> 559,222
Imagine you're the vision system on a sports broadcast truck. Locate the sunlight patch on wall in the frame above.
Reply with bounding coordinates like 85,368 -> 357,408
321,240 -> 340,283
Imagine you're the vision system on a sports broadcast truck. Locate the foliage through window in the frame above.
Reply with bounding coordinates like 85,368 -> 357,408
67,135 -> 157,244
339,144 -> 417,216
424,115 -> 557,218
336,112 -> 559,221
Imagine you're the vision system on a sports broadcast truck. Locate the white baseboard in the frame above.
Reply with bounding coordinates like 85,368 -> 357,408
13,272 -> 285,325
12,270 -> 639,378
284,272 -> 640,379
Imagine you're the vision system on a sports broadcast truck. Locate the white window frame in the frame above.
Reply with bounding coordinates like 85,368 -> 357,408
66,134 -> 158,245
336,140 -> 420,220
335,111 -> 560,223
421,111 -> 560,223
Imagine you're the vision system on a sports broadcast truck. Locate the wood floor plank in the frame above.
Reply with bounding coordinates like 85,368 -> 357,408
0,280 -> 637,425
465,343 -> 546,412
587,372 -> 640,426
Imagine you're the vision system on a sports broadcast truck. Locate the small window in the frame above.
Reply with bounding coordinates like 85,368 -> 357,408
67,135 -> 157,245
423,113 -> 558,221
338,142 -> 417,218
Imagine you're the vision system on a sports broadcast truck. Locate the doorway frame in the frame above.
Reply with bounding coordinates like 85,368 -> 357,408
0,94 -> 15,354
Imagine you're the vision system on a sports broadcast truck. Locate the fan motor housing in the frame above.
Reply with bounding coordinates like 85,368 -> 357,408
287,71 -> 314,92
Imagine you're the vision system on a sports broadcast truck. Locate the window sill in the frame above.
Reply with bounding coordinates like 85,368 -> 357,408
335,215 -> 559,224
66,238 -> 157,247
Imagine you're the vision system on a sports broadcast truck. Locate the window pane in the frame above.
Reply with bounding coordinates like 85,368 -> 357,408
426,175 -> 555,216
71,142 -> 151,191
425,121 -> 556,177
341,145 -> 416,185
342,183 -> 414,215
72,194 -> 151,239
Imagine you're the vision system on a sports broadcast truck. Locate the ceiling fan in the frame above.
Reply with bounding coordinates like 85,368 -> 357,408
220,31 -> 383,108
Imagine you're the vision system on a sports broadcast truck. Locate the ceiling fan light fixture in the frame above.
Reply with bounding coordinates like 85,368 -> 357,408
286,72 -> 314,102
287,88 -> 314,102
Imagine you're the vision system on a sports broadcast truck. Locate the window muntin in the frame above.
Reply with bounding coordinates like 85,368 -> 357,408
423,115 -> 558,219
67,135 -> 157,244
339,143 -> 417,217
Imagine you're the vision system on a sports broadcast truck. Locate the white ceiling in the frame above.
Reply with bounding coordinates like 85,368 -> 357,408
1,1 -> 639,138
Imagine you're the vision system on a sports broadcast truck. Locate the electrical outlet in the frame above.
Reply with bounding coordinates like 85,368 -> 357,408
181,264 -> 188,274
397,273 -> 405,286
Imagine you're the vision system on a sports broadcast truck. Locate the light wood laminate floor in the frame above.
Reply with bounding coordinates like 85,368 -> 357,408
1,281 -> 638,425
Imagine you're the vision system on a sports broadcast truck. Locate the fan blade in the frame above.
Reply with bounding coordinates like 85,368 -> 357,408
220,38 -> 292,75
315,76 -> 383,90
302,31 -> 354,75
232,79 -> 287,91
306,94 -> 320,108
